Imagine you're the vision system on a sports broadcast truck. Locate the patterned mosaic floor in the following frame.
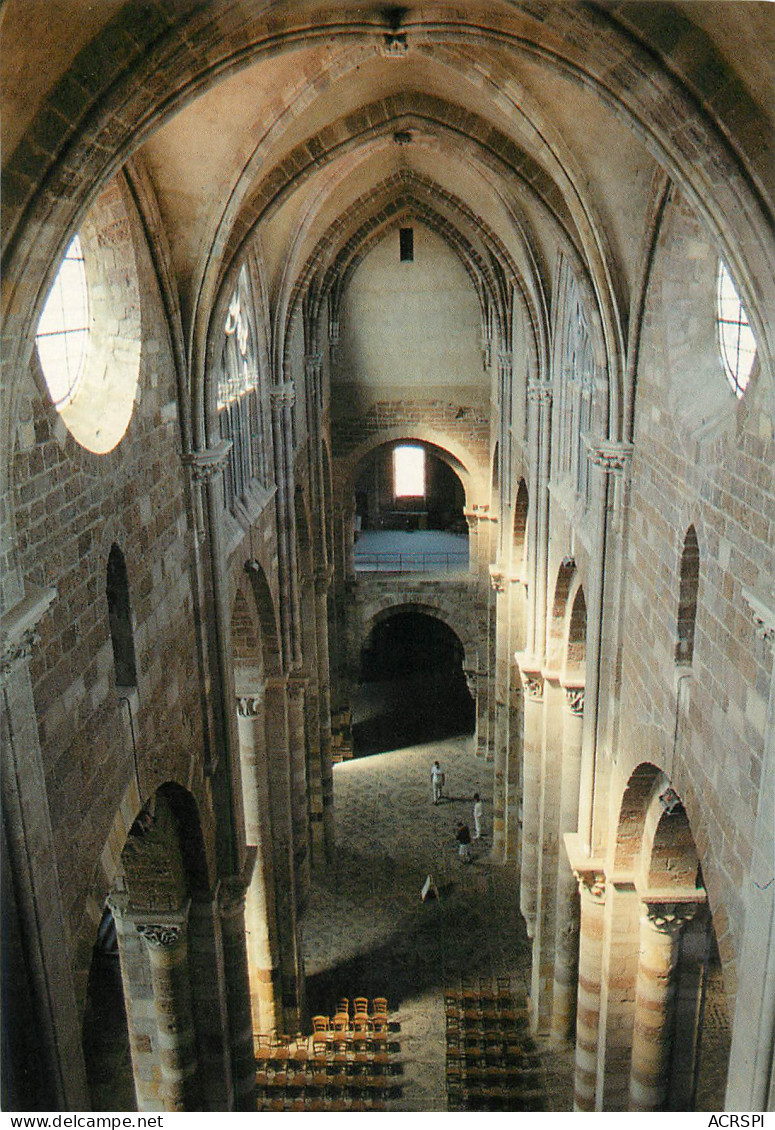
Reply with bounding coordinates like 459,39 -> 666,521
302,735 -> 575,1112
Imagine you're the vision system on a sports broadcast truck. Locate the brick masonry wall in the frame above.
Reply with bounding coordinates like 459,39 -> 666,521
616,193 -> 775,987
11,200 -> 210,947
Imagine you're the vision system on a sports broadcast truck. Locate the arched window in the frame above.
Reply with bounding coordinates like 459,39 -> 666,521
676,526 -> 700,666
716,261 -> 756,398
555,260 -> 595,505
218,265 -> 269,510
106,545 -> 137,689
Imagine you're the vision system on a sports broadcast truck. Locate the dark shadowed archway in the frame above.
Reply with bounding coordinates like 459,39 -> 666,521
353,609 -> 475,756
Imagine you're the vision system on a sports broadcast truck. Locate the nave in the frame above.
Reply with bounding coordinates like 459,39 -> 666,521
302,736 -> 574,1111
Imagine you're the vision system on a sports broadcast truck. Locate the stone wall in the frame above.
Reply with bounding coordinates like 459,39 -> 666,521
616,191 -> 775,990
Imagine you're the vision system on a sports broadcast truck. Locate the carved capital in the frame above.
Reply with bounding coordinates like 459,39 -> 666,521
270,381 -> 296,411
287,676 -> 308,699
489,565 -> 506,594
137,922 -> 183,949
183,439 -> 233,483
527,378 -> 552,405
520,670 -> 544,701
587,439 -> 633,474
575,870 -> 606,903
564,686 -> 585,716
236,691 -> 264,717
642,901 -> 699,934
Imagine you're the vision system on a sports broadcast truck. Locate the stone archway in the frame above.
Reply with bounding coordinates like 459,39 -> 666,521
572,763 -> 731,1112
107,783 -> 229,1112
353,606 -> 476,757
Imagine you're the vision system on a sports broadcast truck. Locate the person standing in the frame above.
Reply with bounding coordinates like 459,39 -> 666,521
472,793 -> 483,839
431,760 -> 445,804
456,821 -> 472,863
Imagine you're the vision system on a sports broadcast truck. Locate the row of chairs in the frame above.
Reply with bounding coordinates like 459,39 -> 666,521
445,974 -> 544,1112
258,1084 -> 397,1112
446,1030 -> 540,1063
316,996 -> 388,1023
447,1081 -> 545,1113
256,1031 -> 392,1063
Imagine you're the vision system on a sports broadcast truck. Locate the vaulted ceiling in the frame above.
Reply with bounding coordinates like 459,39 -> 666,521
3,2 -> 775,407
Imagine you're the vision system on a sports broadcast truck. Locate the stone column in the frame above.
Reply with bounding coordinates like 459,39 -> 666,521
551,686 -> 585,1040
263,675 -> 303,1029
490,566 -> 509,859
270,383 -> 302,670
578,442 -> 632,856
525,379 -> 552,659
219,877 -> 258,1111
465,668 -> 487,760
315,569 -> 336,861
137,915 -> 202,1112
287,675 -> 311,913
530,673 -> 565,1032
187,894 -> 233,1110
236,692 -> 282,1035
573,870 -> 607,1111
517,665 -> 544,935
628,901 -> 698,1111
668,908 -> 711,1111
0,583 -> 89,1109
464,510 -> 480,574
727,588 -> 775,1111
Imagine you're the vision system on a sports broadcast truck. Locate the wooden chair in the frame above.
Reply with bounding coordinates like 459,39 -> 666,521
254,1033 -> 272,1061
496,975 -> 511,1002
353,996 -> 370,1016
352,1015 -> 371,1056
370,1015 -> 388,1048
460,974 -> 477,1003
371,996 -> 388,1018
478,975 -> 496,1002
337,997 -> 350,1018
270,1031 -> 291,1062
332,1012 -> 349,1035
312,1014 -> 329,1035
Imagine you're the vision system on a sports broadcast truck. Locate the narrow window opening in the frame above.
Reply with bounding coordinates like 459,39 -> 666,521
399,227 -> 414,262
676,526 -> 700,666
394,445 -> 425,498
107,544 -> 138,689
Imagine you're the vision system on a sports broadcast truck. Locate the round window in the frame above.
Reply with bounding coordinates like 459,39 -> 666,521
716,260 -> 756,398
35,234 -> 90,408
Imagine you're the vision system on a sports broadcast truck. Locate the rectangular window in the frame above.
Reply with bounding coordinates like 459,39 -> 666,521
399,227 -> 414,262
394,444 -> 425,497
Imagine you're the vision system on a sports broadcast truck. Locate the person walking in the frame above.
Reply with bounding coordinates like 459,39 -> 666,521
456,821 -> 472,863
473,793 -> 483,839
431,760 -> 445,804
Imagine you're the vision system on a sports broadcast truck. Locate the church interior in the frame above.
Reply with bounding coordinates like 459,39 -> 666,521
2,0 -> 774,1113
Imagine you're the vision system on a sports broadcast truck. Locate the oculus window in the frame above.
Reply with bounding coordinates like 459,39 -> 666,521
716,261 -> 756,398
394,445 -> 425,497
32,178 -> 142,454
35,234 -> 89,408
